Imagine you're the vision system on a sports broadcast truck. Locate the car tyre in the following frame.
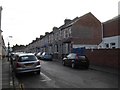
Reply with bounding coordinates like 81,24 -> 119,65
72,63 -> 75,68
85,65 -> 89,69
62,61 -> 65,66
36,70 -> 40,74
15,72 -> 19,77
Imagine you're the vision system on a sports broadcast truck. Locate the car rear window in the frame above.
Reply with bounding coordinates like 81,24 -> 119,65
18,55 -> 37,62
78,56 -> 86,59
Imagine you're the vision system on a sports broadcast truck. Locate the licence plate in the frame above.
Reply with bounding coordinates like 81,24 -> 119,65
25,64 -> 33,67
81,61 -> 86,62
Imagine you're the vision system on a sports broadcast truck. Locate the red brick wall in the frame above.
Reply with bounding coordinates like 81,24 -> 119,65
86,49 -> 119,68
103,18 -> 119,37
72,12 -> 102,45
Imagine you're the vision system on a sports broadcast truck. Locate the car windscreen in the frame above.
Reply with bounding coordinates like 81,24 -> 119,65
18,55 -> 37,62
67,53 -> 76,59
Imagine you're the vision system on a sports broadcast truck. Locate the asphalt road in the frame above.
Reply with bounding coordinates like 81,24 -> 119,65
16,60 -> 118,88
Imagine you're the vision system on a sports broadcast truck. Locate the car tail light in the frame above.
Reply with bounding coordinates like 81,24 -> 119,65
16,63 -> 22,68
36,61 -> 40,65
76,54 -> 79,61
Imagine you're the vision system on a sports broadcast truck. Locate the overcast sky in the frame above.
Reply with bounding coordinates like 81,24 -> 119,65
0,0 -> 119,47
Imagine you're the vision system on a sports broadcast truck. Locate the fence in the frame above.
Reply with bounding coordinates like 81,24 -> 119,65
85,49 -> 119,68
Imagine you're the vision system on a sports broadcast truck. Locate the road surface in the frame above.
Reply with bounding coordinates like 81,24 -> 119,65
16,60 -> 118,88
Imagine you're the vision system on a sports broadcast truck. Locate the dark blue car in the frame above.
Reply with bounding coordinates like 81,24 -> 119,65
40,52 -> 52,61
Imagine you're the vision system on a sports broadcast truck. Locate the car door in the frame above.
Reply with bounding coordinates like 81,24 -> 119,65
66,54 -> 73,65
67,53 -> 76,66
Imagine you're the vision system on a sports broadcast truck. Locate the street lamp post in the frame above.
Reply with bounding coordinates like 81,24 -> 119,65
7,36 -> 12,61
7,42 -> 10,61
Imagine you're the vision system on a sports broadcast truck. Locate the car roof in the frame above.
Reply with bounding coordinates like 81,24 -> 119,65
17,53 -> 35,57
69,53 -> 86,56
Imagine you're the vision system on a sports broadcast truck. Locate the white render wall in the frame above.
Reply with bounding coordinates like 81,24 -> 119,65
73,44 -> 98,49
99,36 -> 120,49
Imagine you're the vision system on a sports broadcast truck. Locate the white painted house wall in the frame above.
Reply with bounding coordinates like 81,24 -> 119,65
73,44 -> 98,49
99,36 -> 120,49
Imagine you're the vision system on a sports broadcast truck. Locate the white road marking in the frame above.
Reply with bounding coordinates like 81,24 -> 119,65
40,72 -> 51,82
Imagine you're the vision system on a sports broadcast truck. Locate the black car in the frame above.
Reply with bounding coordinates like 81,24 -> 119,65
62,53 -> 89,69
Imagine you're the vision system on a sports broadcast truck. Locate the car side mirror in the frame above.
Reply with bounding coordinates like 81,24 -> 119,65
63,57 -> 67,60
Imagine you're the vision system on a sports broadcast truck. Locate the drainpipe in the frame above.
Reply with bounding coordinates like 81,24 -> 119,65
101,23 -> 104,48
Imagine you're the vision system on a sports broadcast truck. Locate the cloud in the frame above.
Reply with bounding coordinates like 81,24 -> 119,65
1,0 -> 119,46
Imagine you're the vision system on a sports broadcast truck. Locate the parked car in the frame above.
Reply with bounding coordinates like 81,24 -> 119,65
12,53 -> 41,75
62,53 -> 89,69
40,52 -> 52,61
10,52 -> 16,61
36,52 -> 43,59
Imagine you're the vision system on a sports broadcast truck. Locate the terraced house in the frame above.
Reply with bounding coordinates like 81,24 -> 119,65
25,12 -> 102,58
0,6 -> 3,59
0,6 -> 6,59
99,15 -> 120,49
0,30 -> 2,60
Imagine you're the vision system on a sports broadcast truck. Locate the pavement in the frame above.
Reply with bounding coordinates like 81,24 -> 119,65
0,58 -> 119,90
0,58 -> 20,90
89,64 -> 119,75
0,58 -> 2,89
0,58 -> 10,89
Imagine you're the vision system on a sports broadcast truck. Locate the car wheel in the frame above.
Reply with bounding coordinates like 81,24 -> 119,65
15,72 -> 19,77
62,61 -> 65,66
36,70 -> 40,74
85,65 -> 89,69
72,63 -> 75,68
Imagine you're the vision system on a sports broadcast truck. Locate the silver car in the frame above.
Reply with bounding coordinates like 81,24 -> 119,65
13,53 -> 41,75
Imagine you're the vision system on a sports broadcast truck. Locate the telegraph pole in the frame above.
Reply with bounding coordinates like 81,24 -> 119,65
7,42 -> 10,61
